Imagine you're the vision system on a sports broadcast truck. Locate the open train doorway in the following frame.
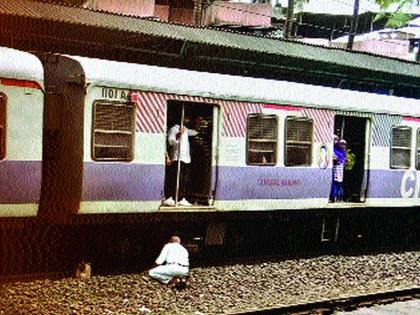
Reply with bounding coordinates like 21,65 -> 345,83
164,101 -> 215,207
333,115 -> 369,202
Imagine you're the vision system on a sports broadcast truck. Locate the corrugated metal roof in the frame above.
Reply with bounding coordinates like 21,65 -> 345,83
1,0 -> 420,80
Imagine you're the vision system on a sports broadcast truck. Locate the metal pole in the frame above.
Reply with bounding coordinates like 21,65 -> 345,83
175,105 -> 185,206
193,0 -> 203,26
347,0 -> 360,50
285,0 -> 294,39
341,118 -> 345,139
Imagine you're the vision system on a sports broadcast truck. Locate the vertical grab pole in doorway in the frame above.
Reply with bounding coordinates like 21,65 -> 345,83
175,104 -> 185,206
340,118 -> 345,139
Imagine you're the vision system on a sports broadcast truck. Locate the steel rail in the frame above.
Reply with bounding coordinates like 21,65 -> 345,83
229,287 -> 420,314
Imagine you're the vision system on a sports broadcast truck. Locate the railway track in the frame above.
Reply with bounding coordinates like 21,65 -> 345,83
233,287 -> 420,314
2,251 -> 420,314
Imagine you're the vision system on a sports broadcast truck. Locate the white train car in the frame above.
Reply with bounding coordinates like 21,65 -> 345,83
3,46 -> 420,274
0,47 -> 44,217
1,46 -> 420,218
68,54 -> 420,215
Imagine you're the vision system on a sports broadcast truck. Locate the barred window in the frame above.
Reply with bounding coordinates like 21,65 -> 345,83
417,129 -> 420,170
246,114 -> 277,166
0,94 -> 5,160
92,101 -> 135,161
391,126 -> 411,169
285,117 -> 313,166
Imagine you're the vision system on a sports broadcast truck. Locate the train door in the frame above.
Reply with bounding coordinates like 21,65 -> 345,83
333,115 -> 369,202
164,101 -> 215,207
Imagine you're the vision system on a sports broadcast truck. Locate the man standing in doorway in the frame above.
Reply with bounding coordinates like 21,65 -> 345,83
163,115 -> 199,207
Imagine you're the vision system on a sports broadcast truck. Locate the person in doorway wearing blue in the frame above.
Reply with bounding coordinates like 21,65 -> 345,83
330,138 -> 347,202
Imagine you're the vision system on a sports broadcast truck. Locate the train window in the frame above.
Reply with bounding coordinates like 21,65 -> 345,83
246,114 -> 277,166
285,117 -> 313,166
390,126 -> 411,169
417,129 -> 420,170
92,101 -> 135,161
0,94 -> 6,160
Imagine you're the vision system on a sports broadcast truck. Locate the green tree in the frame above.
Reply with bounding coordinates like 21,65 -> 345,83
375,0 -> 417,27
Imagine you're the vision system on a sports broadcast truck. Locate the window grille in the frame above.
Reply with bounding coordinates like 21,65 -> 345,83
246,114 -> 277,166
417,129 -> 420,170
390,126 -> 411,169
92,101 -> 135,161
0,94 -> 6,160
285,117 -> 313,166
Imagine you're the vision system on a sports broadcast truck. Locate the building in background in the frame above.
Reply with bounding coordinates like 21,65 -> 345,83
327,25 -> 420,61
202,1 -> 274,35
82,0 -> 275,34
272,0 -> 420,61
62,0 -> 420,60
83,0 -> 155,16
83,0 -> 197,24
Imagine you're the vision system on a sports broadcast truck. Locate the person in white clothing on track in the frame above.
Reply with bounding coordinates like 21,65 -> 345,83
148,236 -> 189,287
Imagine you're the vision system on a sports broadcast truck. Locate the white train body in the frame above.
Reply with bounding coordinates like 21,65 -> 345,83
0,48 -> 44,216
1,46 -> 420,218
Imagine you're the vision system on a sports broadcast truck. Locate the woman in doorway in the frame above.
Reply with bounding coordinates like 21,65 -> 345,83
330,139 -> 347,202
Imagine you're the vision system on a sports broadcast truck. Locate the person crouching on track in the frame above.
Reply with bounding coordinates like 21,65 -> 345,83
149,236 -> 189,288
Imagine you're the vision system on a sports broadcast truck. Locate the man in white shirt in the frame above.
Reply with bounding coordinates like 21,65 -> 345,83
163,115 -> 199,207
148,236 -> 189,286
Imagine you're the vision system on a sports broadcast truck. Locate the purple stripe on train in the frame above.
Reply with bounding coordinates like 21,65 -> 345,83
216,167 -> 412,200
80,163 -> 413,202
367,169 -> 415,199
82,164 -> 333,202
215,166 -> 331,200
82,163 -> 164,201
0,161 -> 411,205
215,167 -> 412,200
0,161 -> 41,203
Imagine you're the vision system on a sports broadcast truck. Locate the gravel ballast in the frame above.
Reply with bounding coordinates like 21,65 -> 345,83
2,251 -> 420,314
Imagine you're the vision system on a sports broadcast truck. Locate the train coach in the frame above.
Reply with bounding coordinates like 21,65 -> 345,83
1,46 -> 420,268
